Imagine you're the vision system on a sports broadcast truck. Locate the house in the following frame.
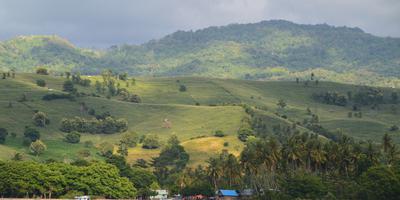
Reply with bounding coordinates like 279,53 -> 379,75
75,196 -> 90,200
150,189 -> 168,200
216,190 -> 239,200
239,189 -> 254,199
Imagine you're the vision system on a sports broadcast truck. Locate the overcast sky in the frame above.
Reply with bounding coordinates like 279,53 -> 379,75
0,0 -> 399,48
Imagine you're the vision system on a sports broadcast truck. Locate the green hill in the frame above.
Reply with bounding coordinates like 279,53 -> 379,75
1,20 -> 399,87
0,72 -> 399,165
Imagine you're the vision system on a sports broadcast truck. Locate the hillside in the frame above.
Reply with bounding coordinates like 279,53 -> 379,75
0,72 -> 399,165
1,20 -> 399,87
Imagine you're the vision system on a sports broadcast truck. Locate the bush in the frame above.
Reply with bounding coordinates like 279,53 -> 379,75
42,93 -> 74,101
24,126 -> 40,142
142,135 -> 160,149
63,80 -> 75,93
60,116 -> 128,134
214,130 -> 225,137
389,125 -> 399,131
32,111 -> 50,127
179,85 -> 187,92
65,131 -> 81,143
223,142 -> 229,147
36,79 -> 46,87
237,128 -> 254,142
0,128 -> 8,144
36,67 -> 48,75
29,140 -> 47,155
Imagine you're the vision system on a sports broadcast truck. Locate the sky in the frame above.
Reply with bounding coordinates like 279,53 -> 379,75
0,0 -> 399,48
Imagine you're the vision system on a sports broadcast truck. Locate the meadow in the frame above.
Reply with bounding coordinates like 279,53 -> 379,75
0,73 -> 399,165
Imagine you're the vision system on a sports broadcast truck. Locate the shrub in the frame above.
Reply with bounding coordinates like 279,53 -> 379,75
36,79 -> 46,87
32,111 -> 50,127
390,125 -> 399,131
29,140 -> 47,155
223,142 -> 229,147
36,67 -> 48,75
63,80 -> 75,93
24,126 -> 40,142
0,128 -> 8,144
65,131 -> 81,143
237,128 -> 254,142
60,116 -> 128,134
214,130 -> 225,137
142,135 -> 160,149
179,85 -> 187,92
42,93 -> 74,101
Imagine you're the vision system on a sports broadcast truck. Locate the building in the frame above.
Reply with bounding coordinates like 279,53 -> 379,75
75,196 -> 90,200
150,189 -> 169,200
216,190 -> 239,200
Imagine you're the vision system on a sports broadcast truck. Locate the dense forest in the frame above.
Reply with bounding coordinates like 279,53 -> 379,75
1,20 -> 400,87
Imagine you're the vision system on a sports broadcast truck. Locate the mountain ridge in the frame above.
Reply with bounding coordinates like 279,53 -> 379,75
1,20 -> 399,87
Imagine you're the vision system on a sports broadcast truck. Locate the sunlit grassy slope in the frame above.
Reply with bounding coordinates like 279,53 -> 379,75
0,73 -> 399,165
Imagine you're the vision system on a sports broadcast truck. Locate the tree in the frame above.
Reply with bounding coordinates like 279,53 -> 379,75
282,173 -> 327,199
29,140 -> 47,156
117,141 -> 128,157
62,80 -> 75,92
0,127 -> 8,144
36,79 -> 46,87
32,111 -> 50,127
358,166 -> 400,200
152,135 -> 190,186
65,131 -> 80,143
24,126 -> 40,142
277,99 -> 287,109
36,67 -> 49,75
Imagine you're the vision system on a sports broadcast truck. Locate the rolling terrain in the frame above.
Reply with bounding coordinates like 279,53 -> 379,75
0,72 -> 399,165
1,20 -> 400,87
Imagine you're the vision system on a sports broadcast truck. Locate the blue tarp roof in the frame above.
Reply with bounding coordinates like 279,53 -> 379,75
219,190 -> 239,197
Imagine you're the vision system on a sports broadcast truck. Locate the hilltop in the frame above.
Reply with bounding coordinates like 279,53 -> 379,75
0,72 -> 399,165
1,20 -> 400,87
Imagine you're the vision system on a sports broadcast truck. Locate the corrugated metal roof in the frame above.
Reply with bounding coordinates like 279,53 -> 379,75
219,190 -> 239,197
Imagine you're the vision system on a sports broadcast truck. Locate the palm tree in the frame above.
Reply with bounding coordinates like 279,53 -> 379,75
382,133 -> 393,153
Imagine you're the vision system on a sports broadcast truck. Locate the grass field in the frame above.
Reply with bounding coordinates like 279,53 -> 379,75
0,73 -> 399,165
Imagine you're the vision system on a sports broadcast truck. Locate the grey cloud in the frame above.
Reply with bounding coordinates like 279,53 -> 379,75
0,0 -> 399,48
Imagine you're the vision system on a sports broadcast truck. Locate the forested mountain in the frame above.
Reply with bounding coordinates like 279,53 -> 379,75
1,20 -> 400,86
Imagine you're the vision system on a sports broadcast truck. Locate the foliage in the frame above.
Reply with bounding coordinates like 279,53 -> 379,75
214,130 -> 225,137
282,173 -> 327,199
60,116 -> 128,134
65,131 -> 81,143
32,111 -> 50,127
23,126 -> 40,142
142,134 -> 160,149
0,161 -> 136,198
36,67 -> 49,75
313,91 -> 348,106
358,166 -> 400,199
36,79 -> 46,87
62,80 -> 75,93
152,135 -> 190,187
29,140 -> 47,155
42,93 -> 74,101
0,127 -> 8,144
